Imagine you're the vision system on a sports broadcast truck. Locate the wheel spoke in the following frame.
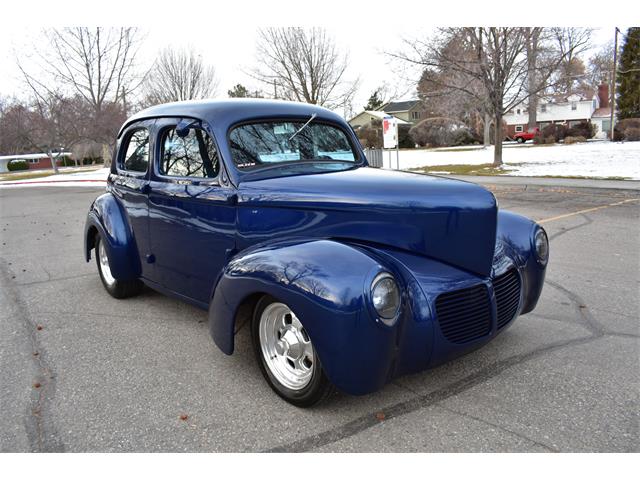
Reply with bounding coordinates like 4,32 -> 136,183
259,302 -> 315,391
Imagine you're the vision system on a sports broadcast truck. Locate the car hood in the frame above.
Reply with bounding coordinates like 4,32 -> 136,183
236,167 -> 498,276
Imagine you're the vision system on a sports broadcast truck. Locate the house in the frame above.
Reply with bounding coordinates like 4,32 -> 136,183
379,100 -> 425,124
0,153 -> 72,173
348,109 -> 409,129
503,84 -> 612,139
348,100 -> 424,128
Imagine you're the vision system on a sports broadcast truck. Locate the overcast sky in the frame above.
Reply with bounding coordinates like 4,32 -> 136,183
0,25 -> 616,117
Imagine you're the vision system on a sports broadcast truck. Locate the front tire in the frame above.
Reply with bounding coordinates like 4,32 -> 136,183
95,236 -> 143,299
251,295 -> 334,407
517,137 -> 525,143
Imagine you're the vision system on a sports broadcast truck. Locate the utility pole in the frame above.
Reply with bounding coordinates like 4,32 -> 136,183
610,27 -> 619,141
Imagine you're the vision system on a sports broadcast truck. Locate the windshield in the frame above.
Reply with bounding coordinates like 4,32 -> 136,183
229,121 -> 359,172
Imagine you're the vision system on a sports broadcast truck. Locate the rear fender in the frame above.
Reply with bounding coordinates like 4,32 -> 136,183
84,192 -> 141,281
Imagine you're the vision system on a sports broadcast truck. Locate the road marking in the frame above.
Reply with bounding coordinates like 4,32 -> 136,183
539,198 -> 640,224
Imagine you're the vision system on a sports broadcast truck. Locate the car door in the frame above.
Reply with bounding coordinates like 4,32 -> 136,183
146,117 -> 237,305
112,120 -> 154,279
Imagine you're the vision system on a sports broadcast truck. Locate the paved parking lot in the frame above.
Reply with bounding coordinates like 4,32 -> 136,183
1,179 -> 638,452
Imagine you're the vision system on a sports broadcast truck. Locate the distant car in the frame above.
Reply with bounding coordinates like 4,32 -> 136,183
513,127 -> 540,143
84,100 -> 548,407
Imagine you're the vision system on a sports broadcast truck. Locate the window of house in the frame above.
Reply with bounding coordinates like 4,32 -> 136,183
515,125 -> 524,133
516,108 -> 521,115
28,158 -> 39,164
411,111 -> 421,120
541,104 -> 547,113
159,127 -> 219,179
571,102 -> 577,111
120,128 -> 149,173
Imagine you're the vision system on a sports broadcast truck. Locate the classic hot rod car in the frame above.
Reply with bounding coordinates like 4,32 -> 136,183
84,99 -> 548,407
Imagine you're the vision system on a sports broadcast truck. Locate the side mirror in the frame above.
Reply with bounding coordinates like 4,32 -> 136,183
176,119 -> 199,138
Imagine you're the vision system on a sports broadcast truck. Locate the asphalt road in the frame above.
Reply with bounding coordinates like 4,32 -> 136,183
1,180 -> 638,452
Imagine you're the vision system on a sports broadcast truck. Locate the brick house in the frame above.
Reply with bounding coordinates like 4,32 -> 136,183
0,153 -> 71,173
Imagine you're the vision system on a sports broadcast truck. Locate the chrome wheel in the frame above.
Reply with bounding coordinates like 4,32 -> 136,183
259,302 -> 314,391
98,240 -> 116,287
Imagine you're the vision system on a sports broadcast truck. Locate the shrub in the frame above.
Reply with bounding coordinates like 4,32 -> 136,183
451,128 -> 480,146
59,156 -> 77,167
614,118 -> 640,141
409,118 -> 477,147
541,123 -> 567,142
624,127 -> 640,141
7,160 -> 29,171
356,120 -> 382,148
566,121 -> 596,139
544,135 -> 556,144
564,136 -> 587,144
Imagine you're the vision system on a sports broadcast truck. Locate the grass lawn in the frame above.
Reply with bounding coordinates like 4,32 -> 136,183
0,167 -> 101,182
410,163 -> 519,176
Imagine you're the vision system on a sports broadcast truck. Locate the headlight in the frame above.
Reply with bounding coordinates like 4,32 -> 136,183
534,228 -> 549,265
371,273 -> 401,325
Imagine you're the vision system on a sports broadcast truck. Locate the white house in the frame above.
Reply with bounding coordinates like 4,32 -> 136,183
503,84 -> 612,139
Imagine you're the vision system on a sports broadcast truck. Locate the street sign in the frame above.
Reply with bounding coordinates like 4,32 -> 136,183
382,115 -> 398,149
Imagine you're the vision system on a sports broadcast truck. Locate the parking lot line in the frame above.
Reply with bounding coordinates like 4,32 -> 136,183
539,198 -> 640,224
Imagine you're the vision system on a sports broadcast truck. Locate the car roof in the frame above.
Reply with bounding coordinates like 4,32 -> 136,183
118,98 -> 347,138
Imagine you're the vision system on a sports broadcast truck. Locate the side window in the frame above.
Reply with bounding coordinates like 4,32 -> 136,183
159,127 -> 219,179
121,128 -> 149,173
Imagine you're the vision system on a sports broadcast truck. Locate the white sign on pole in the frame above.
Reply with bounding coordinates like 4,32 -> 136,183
382,115 -> 398,149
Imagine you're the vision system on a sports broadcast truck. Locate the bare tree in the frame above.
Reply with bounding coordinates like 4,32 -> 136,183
550,27 -> 593,95
142,47 -> 219,106
17,27 -> 143,165
392,27 -> 592,166
252,27 -> 359,110
588,41 -> 616,86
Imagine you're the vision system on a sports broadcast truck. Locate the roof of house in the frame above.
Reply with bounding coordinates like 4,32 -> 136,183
349,110 -> 409,124
592,107 -> 612,118
380,100 -> 421,113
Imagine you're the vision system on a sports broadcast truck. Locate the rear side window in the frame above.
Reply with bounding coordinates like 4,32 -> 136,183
121,128 -> 149,173
159,127 -> 219,178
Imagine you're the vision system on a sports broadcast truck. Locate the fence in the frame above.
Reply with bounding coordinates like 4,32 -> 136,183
363,148 -> 384,168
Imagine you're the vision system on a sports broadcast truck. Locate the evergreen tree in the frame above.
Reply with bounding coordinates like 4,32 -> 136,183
228,84 -> 250,98
364,89 -> 384,110
617,27 -> 640,119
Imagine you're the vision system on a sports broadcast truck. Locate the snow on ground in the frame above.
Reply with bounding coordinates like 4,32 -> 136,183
0,168 -> 109,188
1,141 -> 638,187
382,140 -> 640,179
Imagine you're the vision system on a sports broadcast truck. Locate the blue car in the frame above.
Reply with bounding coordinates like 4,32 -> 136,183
84,99 -> 548,407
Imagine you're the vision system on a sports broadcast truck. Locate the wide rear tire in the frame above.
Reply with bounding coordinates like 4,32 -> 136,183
95,236 -> 143,299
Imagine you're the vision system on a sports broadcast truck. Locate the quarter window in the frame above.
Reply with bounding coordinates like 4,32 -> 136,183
121,128 -> 149,173
159,127 -> 219,178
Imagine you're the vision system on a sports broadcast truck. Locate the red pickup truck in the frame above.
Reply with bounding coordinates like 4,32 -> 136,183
513,127 -> 539,143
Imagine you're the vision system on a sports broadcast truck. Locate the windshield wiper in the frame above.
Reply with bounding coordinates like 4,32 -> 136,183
288,113 -> 317,141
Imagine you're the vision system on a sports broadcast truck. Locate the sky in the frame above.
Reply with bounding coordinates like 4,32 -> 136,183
0,24 -> 618,118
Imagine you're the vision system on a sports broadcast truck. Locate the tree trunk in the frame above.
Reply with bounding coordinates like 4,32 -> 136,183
102,143 -> 112,168
483,112 -> 492,146
493,111 -> 503,166
47,149 -> 60,174
526,28 -> 540,130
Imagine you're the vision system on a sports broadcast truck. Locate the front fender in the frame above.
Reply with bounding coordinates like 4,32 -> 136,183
496,210 -> 547,314
209,238 -> 401,395
83,192 -> 141,281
